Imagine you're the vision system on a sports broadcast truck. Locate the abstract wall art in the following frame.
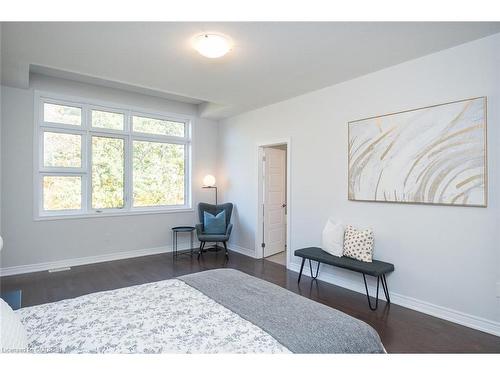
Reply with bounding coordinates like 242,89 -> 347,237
348,97 -> 487,207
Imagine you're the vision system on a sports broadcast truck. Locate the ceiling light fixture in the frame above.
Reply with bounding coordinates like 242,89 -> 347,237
193,33 -> 231,58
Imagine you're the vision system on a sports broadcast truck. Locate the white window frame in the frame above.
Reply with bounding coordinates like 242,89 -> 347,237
34,91 -> 193,220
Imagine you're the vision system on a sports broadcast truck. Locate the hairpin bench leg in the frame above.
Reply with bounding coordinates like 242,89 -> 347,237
362,274 -> 380,311
309,259 -> 320,280
297,258 -> 306,283
381,274 -> 391,303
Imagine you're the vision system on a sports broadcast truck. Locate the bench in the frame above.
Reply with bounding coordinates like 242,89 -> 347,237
294,247 -> 395,310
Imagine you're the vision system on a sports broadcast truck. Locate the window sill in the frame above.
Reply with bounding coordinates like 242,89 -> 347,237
34,208 -> 195,221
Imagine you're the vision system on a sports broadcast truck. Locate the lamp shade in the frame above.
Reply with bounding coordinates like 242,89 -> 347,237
203,175 -> 216,187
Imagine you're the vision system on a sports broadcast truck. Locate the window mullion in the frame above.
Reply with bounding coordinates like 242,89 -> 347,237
185,142 -> 190,209
83,104 -> 92,215
125,111 -> 133,211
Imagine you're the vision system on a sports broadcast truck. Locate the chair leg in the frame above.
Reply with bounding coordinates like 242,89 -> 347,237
297,258 -> 306,283
362,274 -> 380,311
197,242 -> 205,260
223,242 -> 229,259
190,231 -> 194,257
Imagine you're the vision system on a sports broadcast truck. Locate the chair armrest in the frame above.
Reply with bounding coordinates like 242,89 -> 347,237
195,223 -> 204,236
225,223 -> 233,237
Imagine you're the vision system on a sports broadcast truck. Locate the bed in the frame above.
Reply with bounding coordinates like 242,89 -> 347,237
15,268 -> 385,353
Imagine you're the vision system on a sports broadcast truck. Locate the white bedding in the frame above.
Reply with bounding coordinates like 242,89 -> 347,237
16,279 -> 290,353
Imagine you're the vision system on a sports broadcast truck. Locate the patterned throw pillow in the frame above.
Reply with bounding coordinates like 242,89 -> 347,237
343,225 -> 374,262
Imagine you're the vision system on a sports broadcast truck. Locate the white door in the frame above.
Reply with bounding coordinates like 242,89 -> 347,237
263,147 -> 286,257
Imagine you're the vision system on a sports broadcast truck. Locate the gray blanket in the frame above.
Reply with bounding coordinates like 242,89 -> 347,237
179,268 -> 385,353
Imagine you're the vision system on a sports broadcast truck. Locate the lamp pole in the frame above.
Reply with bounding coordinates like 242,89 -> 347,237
202,175 -> 218,206
201,185 -> 219,251
202,186 -> 218,205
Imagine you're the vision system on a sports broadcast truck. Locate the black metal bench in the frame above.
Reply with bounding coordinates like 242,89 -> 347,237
294,247 -> 395,310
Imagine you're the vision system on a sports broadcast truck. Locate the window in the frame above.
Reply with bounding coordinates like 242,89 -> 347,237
132,141 -> 185,207
132,115 -> 185,137
36,95 -> 191,218
43,131 -> 82,168
92,110 -> 124,131
44,103 -> 82,126
43,175 -> 82,211
91,136 -> 125,209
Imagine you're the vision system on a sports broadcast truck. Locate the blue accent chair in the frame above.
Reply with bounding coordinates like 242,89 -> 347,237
196,202 -> 233,259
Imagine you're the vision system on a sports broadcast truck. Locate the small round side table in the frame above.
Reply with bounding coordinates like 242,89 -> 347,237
171,226 -> 196,259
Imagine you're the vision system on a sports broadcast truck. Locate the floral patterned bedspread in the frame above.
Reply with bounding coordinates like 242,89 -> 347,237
16,279 -> 290,353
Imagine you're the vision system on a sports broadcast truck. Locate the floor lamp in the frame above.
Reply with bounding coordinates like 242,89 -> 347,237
202,174 -> 218,205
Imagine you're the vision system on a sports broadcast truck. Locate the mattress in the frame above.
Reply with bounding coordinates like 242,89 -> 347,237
16,268 -> 384,353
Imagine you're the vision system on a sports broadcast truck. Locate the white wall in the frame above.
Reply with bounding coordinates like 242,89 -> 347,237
0,75 -> 218,270
0,22 -> 3,235
219,34 -> 500,330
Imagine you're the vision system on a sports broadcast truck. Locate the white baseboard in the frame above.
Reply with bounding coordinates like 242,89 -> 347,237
227,243 -> 257,258
0,240 -> 197,277
1,239 -> 247,277
288,261 -> 500,337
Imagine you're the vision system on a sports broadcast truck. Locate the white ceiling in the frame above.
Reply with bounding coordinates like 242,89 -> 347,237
2,22 -> 500,119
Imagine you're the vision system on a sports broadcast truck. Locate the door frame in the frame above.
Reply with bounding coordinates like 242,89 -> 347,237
256,138 -> 291,269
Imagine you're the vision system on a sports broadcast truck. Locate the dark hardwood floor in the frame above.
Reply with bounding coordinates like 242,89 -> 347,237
1,250 -> 499,353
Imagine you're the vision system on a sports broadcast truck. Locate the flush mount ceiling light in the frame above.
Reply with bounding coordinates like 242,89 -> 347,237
193,33 -> 231,58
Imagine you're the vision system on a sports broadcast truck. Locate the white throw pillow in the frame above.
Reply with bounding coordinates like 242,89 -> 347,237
0,298 -> 28,352
321,219 -> 345,257
343,225 -> 374,262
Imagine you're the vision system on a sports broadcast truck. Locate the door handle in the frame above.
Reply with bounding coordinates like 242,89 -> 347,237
281,203 -> 287,208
